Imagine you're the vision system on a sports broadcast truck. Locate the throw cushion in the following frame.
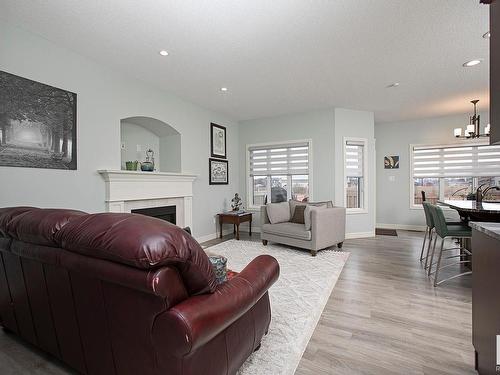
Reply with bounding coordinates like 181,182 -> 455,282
290,205 -> 306,224
208,255 -> 228,284
304,205 -> 327,230
289,200 -> 307,217
266,202 -> 291,224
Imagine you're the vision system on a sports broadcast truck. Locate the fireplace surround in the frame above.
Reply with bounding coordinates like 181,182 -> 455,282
98,170 -> 196,229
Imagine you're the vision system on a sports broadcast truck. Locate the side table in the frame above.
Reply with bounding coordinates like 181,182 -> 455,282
218,211 -> 252,240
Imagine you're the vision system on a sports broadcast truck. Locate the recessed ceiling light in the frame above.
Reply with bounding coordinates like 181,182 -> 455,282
159,50 -> 169,56
463,59 -> 482,67
220,87 -> 228,92
386,82 -> 400,88
483,31 -> 491,39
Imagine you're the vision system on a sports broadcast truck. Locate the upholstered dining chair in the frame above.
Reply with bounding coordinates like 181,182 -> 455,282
426,204 -> 472,287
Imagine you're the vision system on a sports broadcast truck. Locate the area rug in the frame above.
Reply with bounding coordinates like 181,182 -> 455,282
205,240 -> 349,375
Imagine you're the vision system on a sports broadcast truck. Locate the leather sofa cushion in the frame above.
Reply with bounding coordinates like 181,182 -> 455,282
0,206 -> 35,237
261,222 -> 312,241
266,202 -> 291,224
4,207 -> 87,246
55,213 -> 217,295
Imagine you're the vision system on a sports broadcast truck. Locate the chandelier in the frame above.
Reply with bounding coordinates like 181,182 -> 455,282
454,100 -> 490,139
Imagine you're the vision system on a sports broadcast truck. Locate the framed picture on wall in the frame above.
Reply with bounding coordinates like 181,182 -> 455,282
209,158 -> 228,185
384,155 -> 400,169
210,123 -> 227,159
0,70 -> 77,170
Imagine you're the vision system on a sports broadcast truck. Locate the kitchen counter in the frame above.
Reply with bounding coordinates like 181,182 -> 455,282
469,222 -> 500,241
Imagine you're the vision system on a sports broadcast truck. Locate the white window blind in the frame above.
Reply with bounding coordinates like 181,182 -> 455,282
345,141 -> 364,177
249,142 -> 309,176
412,144 -> 500,178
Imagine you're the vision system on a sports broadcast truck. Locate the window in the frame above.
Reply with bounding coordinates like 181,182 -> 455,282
247,141 -> 311,209
344,138 -> 367,212
410,143 -> 500,207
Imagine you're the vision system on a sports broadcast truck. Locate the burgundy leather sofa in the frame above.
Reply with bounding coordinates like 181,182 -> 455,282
0,207 -> 279,375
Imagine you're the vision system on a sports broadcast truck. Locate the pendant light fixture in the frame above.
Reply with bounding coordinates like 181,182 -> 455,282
453,100 -> 490,139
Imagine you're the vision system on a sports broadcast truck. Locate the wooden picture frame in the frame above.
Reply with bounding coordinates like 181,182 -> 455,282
210,123 -> 227,159
209,158 -> 228,185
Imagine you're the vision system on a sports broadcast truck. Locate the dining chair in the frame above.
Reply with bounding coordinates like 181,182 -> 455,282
427,204 -> 472,287
420,202 -> 434,268
420,202 -> 462,269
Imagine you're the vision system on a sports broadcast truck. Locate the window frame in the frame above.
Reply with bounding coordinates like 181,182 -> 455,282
246,139 -> 313,211
343,137 -> 368,214
409,141 -> 495,209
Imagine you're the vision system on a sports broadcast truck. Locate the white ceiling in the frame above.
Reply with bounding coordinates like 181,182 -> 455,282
1,0 -> 490,123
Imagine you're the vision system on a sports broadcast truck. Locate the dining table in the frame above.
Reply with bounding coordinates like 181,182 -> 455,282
436,200 -> 500,272
437,200 -> 500,222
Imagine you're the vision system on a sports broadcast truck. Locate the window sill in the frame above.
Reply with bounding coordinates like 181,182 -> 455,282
346,208 -> 368,215
246,206 -> 261,212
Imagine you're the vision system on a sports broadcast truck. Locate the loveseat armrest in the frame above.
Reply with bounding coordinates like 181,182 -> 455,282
260,205 -> 270,225
152,255 -> 279,356
311,207 -> 346,250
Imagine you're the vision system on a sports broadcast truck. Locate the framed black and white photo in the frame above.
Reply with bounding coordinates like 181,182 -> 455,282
209,158 -> 228,185
210,123 -> 226,159
0,70 -> 77,170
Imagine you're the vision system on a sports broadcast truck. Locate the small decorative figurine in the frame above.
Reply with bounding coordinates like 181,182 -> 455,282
231,193 -> 243,211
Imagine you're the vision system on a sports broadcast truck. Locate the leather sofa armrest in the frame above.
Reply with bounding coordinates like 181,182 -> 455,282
311,207 -> 346,250
152,255 -> 279,356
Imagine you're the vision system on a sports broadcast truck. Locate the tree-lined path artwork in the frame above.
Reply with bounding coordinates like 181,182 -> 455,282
0,70 -> 77,170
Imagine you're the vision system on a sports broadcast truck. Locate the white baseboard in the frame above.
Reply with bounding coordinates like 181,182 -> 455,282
196,228 -> 233,243
376,223 -> 426,232
345,231 -> 375,239
196,226 -> 261,243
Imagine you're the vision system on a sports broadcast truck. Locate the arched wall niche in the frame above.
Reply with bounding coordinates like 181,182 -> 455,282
120,116 -> 181,172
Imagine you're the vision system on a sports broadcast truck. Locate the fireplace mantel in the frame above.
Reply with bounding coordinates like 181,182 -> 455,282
98,170 -> 197,228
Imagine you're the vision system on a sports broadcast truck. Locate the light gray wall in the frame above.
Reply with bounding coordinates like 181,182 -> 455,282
375,112 -> 489,228
238,109 -> 335,230
334,108 -> 376,236
238,108 -> 376,236
0,21 -> 239,239
120,122 -> 160,170
159,134 -> 181,173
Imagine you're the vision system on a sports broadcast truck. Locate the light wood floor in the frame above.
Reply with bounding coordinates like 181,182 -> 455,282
0,231 -> 474,375
206,230 -> 474,375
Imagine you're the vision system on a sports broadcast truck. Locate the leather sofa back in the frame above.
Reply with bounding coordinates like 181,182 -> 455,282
0,207 -> 217,295
6,207 -> 87,246
55,213 -> 217,295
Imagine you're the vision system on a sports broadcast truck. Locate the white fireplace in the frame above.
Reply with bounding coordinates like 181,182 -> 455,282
98,170 -> 197,228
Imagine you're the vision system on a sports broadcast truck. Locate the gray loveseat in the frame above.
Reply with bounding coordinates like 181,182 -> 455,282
260,200 -> 346,256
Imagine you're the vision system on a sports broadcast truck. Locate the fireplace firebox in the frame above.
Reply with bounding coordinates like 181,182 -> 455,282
131,206 -> 176,225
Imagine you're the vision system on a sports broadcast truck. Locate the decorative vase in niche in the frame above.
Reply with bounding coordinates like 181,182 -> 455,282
125,161 -> 138,171
140,149 -> 155,172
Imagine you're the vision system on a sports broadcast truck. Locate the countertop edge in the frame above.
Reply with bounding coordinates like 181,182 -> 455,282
470,221 -> 500,241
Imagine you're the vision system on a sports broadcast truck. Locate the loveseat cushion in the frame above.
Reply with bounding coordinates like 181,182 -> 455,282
3,207 -> 87,246
262,222 -> 312,241
55,213 -> 217,295
289,200 -> 333,218
266,202 -> 291,224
